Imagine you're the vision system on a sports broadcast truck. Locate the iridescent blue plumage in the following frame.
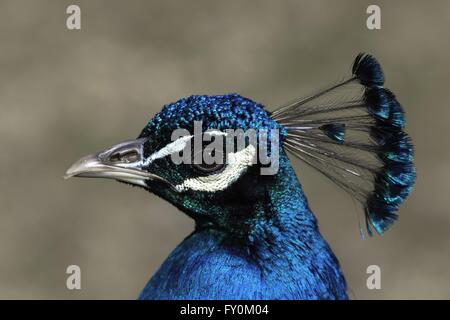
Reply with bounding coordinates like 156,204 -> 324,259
139,147 -> 347,299
66,53 -> 414,300
273,54 -> 416,236
319,123 -> 346,143
134,94 -> 348,299
137,54 -> 415,298
356,55 -> 415,235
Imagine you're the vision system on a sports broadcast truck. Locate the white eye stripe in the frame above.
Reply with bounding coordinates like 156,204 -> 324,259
142,130 -> 227,167
175,144 -> 256,192
142,130 -> 255,192
142,135 -> 193,167
204,130 -> 227,137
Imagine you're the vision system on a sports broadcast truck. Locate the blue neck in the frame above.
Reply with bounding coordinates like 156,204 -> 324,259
139,154 -> 347,299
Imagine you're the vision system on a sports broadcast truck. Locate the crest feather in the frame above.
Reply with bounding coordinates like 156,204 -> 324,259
271,53 -> 415,235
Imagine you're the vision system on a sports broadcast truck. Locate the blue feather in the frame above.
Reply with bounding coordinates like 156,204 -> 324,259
352,53 -> 385,87
139,152 -> 348,299
273,53 -> 416,236
365,87 -> 390,120
320,123 -> 346,143
380,132 -> 414,164
385,89 -> 405,128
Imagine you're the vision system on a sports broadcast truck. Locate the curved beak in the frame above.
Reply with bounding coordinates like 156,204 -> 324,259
64,138 -> 176,190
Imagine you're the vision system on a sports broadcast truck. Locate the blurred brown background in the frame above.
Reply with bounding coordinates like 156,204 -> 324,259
0,0 -> 448,299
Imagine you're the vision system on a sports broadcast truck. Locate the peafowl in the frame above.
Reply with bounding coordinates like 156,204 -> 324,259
65,54 -> 415,299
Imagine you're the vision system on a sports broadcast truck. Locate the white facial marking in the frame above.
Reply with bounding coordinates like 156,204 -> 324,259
204,130 -> 227,137
142,135 -> 193,167
175,144 -> 256,192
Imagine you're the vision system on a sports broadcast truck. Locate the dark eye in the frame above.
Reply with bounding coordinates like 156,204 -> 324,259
192,162 -> 225,174
191,148 -> 225,174
109,150 -> 139,163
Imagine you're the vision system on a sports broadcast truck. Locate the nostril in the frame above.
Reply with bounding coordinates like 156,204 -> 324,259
109,150 -> 139,163
123,151 -> 139,163
109,152 -> 121,163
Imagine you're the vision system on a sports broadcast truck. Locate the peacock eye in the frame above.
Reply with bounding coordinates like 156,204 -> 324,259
192,162 -> 225,174
191,148 -> 226,174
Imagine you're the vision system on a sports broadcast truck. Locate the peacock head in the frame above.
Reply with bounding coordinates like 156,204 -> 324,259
65,94 -> 288,229
66,54 -> 416,236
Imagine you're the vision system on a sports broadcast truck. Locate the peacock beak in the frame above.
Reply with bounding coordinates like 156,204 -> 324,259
64,138 -> 176,190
